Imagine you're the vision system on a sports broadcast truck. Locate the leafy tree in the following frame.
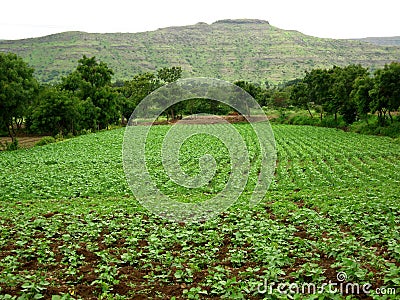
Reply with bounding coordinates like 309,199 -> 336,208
290,82 -> 313,118
120,72 -> 161,121
0,52 -> 38,141
292,66 -> 368,124
234,80 -> 262,100
303,68 -> 333,120
331,65 -> 368,124
351,75 -> 374,123
181,98 -> 231,116
233,80 -> 272,112
288,69 -> 328,119
270,89 -> 290,109
29,86 -> 81,135
61,55 -> 118,130
156,67 -> 183,120
257,87 -> 273,107
157,66 -> 182,84
370,62 -> 400,124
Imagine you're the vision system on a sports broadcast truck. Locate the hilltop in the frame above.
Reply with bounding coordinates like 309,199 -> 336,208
0,19 -> 399,83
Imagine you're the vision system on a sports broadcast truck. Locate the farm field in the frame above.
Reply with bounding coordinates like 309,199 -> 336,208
0,124 -> 399,299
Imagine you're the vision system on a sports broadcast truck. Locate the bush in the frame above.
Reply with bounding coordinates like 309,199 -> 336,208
5,139 -> 19,151
350,117 -> 400,138
0,139 -> 19,151
54,133 -> 63,141
287,115 -> 320,126
376,122 -> 400,138
79,129 -> 92,135
320,117 -> 346,128
35,136 -> 56,147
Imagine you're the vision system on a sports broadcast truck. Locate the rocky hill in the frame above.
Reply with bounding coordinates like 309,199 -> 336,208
1,19 -> 399,83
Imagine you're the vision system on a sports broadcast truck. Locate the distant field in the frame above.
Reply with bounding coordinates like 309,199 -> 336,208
0,124 -> 399,299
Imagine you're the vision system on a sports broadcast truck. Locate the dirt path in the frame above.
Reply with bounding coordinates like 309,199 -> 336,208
0,136 -> 44,150
174,115 -> 246,124
157,114 -> 268,125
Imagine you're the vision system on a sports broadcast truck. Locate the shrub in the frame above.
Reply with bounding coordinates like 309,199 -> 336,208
350,118 -> 400,138
5,139 -> 19,151
320,117 -> 346,128
79,129 -> 92,135
377,122 -> 400,138
54,133 -> 64,141
35,136 -> 56,147
288,115 -> 320,126
0,139 -> 19,151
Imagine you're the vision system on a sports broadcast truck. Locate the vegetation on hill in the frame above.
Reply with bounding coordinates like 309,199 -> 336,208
0,20 -> 400,83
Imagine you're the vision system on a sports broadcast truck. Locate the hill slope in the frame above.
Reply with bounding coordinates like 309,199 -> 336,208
356,36 -> 400,46
1,19 -> 399,83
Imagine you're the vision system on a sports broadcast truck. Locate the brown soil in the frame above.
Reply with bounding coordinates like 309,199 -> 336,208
0,136 -> 44,149
148,114 -> 269,126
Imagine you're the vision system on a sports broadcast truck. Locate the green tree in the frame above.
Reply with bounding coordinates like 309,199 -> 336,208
233,80 -> 270,113
29,86 -> 81,135
351,75 -> 374,123
303,69 -> 333,120
120,72 -> 161,121
61,55 -> 118,130
0,52 -> 38,141
370,62 -> 400,125
234,80 -> 263,100
290,82 -> 313,118
330,65 -> 368,124
157,66 -> 182,84
270,89 -> 290,109
157,67 -> 183,120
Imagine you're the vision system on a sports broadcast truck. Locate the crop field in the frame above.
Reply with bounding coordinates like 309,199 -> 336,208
0,124 -> 399,299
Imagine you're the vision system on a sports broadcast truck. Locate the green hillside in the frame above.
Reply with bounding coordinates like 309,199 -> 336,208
1,19 -> 399,83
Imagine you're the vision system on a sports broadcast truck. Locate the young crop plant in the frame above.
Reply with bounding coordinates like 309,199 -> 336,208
0,124 -> 398,298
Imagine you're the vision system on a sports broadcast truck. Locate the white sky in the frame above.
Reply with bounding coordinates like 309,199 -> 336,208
1,0 -> 399,40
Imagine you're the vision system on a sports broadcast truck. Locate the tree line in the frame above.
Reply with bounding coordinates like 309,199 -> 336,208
290,63 -> 400,126
231,63 -> 400,127
0,53 -> 183,142
1,52 -> 399,144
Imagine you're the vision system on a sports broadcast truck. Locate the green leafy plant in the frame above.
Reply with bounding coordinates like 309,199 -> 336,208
0,124 -> 398,298
35,136 -> 56,147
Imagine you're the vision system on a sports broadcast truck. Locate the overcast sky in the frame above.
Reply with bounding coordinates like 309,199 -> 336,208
1,0 -> 399,40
